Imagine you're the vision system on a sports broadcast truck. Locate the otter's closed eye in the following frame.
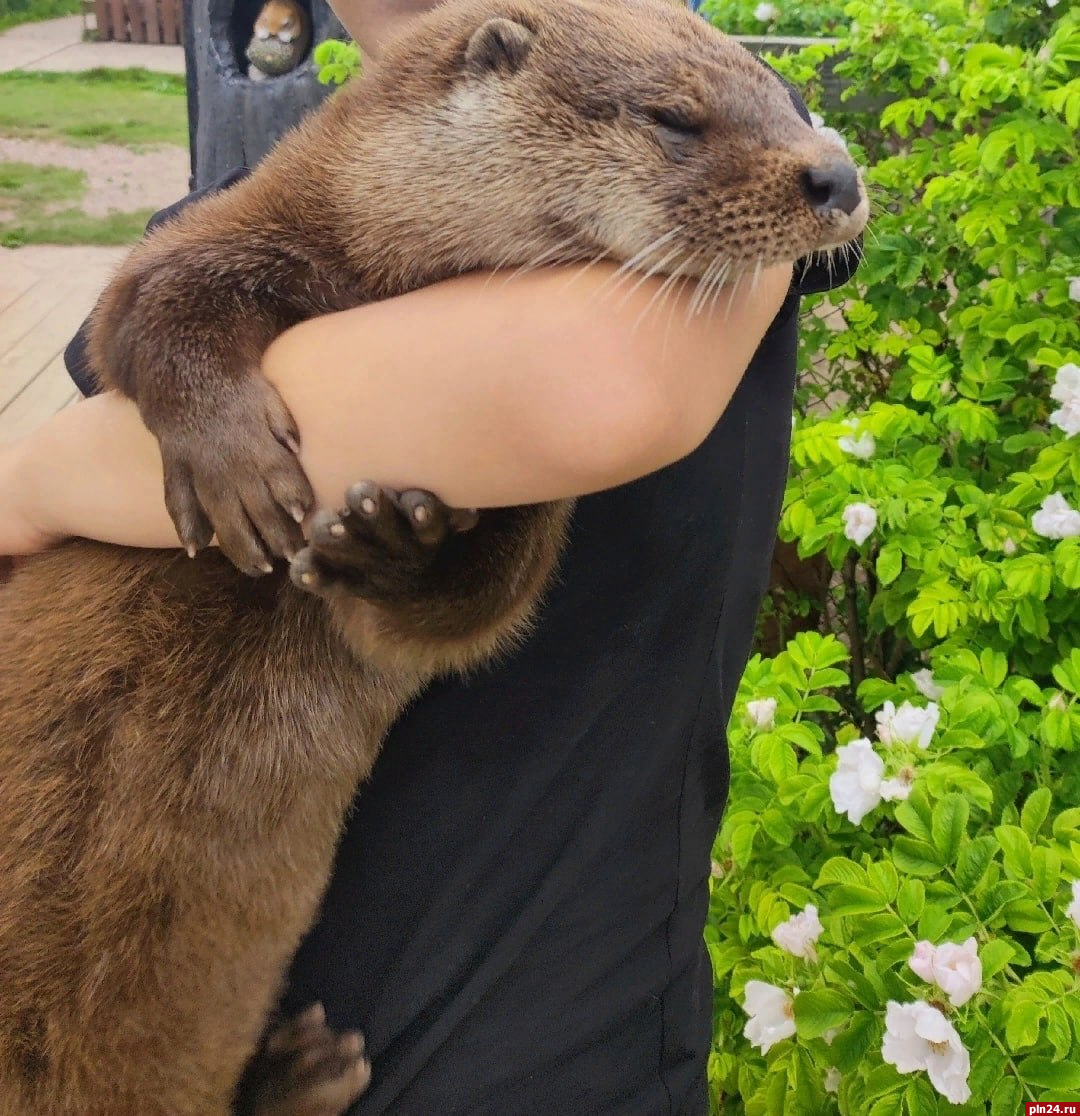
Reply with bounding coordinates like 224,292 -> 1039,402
650,107 -> 704,137
647,108 -> 703,162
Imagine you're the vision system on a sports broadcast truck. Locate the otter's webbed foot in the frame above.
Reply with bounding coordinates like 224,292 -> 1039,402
240,1004 -> 371,1116
289,482 -> 477,604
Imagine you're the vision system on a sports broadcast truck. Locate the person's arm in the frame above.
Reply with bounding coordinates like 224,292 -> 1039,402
0,261 -> 792,555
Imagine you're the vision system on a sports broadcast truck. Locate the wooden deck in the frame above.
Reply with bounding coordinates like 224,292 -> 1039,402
0,245 -> 127,442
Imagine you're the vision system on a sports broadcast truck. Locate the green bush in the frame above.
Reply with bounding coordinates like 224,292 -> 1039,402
700,0 -> 847,39
706,0 -> 1080,1112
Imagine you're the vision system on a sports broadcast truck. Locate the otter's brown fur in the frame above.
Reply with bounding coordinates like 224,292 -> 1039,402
0,0 -> 867,1112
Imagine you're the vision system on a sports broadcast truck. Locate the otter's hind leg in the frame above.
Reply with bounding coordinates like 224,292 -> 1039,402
289,483 -> 571,676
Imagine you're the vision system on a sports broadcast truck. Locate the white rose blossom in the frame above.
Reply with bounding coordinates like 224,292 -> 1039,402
881,767 -> 915,802
1002,537 -> 1018,557
824,1067 -> 841,1094
1068,277 -> 1080,302
909,938 -> 982,1007
742,980 -> 796,1054
754,1 -> 780,22
1032,493 -> 1080,540
882,1001 -> 972,1105
838,431 -> 876,459
876,700 -> 940,750
829,738 -> 884,824
746,697 -> 778,733
911,669 -> 945,701
1050,362 -> 1080,438
1066,880 -> 1080,931
842,502 -> 877,546
771,904 -> 824,961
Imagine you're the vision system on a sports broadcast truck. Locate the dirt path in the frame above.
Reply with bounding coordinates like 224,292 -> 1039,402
0,136 -> 188,215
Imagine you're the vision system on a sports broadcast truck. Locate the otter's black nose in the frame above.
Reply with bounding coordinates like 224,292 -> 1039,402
800,163 -> 862,216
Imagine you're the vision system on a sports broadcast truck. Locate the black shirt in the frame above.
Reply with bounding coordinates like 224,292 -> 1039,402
66,77 -> 858,1116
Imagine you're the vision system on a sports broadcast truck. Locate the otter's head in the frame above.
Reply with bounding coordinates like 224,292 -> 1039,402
366,0 -> 867,282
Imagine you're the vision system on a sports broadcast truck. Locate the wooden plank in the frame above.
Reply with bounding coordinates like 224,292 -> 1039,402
94,0 -> 113,40
0,354 -> 78,444
0,280 -> 64,368
144,0 -> 161,45
0,280 -> 92,405
129,0 -> 146,42
109,0 -> 128,42
160,0 -> 178,45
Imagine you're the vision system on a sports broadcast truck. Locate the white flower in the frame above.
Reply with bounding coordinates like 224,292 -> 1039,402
823,1028 -> 838,1046
876,700 -> 940,750
838,431 -> 876,459
771,904 -> 824,960
1032,493 -> 1080,540
842,502 -> 877,546
911,669 -> 944,701
881,768 -> 915,802
1049,691 -> 1067,713
1050,398 -> 1080,438
1002,537 -> 1017,557
742,980 -> 796,1054
824,1067 -> 842,1094
937,57 -> 950,77
909,938 -> 982,1007
1052,362 -> 1080,405
746,697 -> 778,733
1068,277 -> 1080,302
1047,0 -> 1059,8
1066,880 -> 1080,931
754,1 -> 780,21
829,738 -> 884,824
882,1001 -> 972,1105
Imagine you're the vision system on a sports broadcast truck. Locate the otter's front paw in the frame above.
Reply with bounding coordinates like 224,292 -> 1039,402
156,377 -> 314,576
289,481 -> 477,603
244,1004 -> 370,1116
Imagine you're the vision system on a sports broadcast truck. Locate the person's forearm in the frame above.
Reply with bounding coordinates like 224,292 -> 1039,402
10,263 -> 792,552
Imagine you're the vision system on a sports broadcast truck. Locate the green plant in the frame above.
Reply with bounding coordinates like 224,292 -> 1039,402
312,38 -> 361,86
706,0 -> 1080,1110
0,0 -> 80,34
700,0 -> 848,38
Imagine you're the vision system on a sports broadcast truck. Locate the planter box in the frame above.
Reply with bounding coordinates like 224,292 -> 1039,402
183,0 -> 344,190
733,35 -> 893,115
94,0 -> 182,43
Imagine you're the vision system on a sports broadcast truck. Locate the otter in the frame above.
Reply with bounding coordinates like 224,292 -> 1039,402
0,0 -> 867,1112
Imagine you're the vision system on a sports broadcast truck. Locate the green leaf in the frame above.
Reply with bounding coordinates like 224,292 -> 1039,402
989,1076 -> 1022,1116
995,824 -> 1033,878
892,838 -> 944,878
1046,1003 -> 1073,1062
896,879 -> 926,924
1030,846 -> 1062,903
829,884 -> 888,917
894,793 -> 933,843
931,795 -> 969,863
829,1012 -> 877,1073
904,1077 -> 939,1116
1004,1000 -> 1042,1053
1020,787 -> 1053,840
1003,899 -> 1054,934
793,989 -> 854,1040
816,857 -> 869,888
979,939 -> 1016,980
1018,1056 -> 1080,1091
954,835 -> 997,892
868,860 -> 900,903
877,544 -> 903,587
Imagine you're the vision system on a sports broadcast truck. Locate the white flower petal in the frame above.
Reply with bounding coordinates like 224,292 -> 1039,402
742,980 -> 796,1054
1032,493 -> 1080,539
842,502 -> 877,546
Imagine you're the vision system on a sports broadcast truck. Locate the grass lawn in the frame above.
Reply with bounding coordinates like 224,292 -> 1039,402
0,69 -> 188,149
0,0 -> 80,33
0,161 -> 153,247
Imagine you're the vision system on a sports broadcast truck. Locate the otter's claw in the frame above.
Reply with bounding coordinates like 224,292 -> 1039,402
242,1003 -> 371,1116
290,482 -> 476,604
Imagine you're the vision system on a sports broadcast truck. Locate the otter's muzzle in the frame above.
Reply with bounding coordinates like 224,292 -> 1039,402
800,162 -> 862,217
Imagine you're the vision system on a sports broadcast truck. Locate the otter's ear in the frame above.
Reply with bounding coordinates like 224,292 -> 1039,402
465,18 -> 535,74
